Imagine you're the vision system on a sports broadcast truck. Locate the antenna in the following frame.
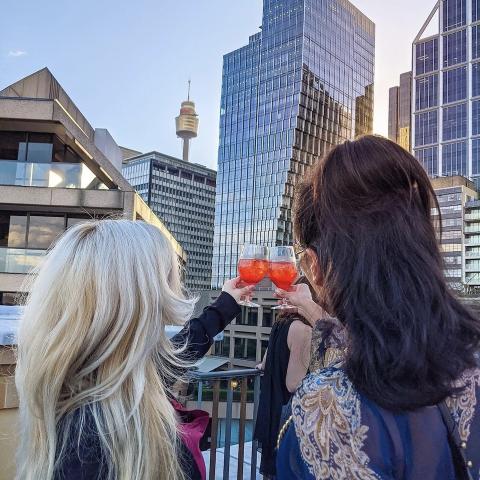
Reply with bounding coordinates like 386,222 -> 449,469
187,79 -> 191,101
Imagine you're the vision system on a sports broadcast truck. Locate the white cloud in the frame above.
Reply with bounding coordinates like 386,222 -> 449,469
8,50 -> 27,57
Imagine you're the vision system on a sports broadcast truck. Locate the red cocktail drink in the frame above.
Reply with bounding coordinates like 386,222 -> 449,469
238,259 -> 269,285
269,261 -> 298,291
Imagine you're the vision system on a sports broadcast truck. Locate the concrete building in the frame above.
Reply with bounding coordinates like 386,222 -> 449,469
464,198 -> 480,288
431,176 -> 478,288
123,152 -> 216,292
412,0 -> 480,189
388,71 -> 413,151
0,68 -> 185,302
211,0 -> 375,289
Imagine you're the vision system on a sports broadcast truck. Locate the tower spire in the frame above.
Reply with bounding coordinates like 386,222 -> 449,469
187,79 -> 191,101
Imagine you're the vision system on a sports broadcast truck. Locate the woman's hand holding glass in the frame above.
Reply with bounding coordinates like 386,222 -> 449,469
222,276 -> 256,304
274,283 -> 327,326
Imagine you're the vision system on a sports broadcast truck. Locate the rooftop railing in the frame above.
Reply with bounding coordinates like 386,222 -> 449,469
188,368 -> 262,480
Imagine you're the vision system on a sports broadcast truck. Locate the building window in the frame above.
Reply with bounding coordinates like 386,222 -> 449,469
415,147 -> 438,176
414,110 -> 438,146
442,141 -> 467,176
443,66 -> 467,104
473,138 -> 480,175
214,335 -> 230,357
0,292 -> 20,305
416,75 -> 438,110
474,0 -> 480,22
474,101 -> 480,136
234,337 -> 257,361
474,26 -> 480,60
27,216 -> 65,249
443,29 -> 467,67
473,63 -> 480,97
262,307 -> 273,327
0,214 -> 27,248
443,0 -> 466,31
415,39 -> 439,75
442,103 -> 467,141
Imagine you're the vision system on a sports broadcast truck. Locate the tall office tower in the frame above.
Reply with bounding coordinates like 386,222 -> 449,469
412,0 -> 480,189
388,71 -> 413,151
123,152 -> 216,291
211,0 -> 375,288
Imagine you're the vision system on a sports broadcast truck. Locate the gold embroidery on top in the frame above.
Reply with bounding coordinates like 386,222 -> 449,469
446,367 -> 480,443
293,369 -> 380,480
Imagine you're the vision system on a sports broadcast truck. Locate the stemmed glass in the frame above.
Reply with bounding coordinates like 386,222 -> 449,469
269,246 -> 299,310
237,244 -> 269,308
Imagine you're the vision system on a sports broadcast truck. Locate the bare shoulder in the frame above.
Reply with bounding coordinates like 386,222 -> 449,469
288,319 -> 312,348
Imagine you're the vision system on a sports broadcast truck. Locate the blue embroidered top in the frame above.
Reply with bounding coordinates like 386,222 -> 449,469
277,323 -> 480,480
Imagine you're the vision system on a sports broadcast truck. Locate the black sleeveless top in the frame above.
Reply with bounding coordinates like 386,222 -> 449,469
254,317 -> 295,476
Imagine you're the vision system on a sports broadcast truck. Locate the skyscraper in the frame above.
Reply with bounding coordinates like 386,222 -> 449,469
388,71 -> 413,151
123,152 -> 216,291
412,0 -> 480,188
212,0 -> 375,288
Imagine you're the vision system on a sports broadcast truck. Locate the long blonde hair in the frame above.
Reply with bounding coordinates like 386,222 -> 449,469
16,219 -> 195,480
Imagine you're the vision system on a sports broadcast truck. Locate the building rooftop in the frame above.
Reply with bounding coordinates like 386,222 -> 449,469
124,150 -> 216,175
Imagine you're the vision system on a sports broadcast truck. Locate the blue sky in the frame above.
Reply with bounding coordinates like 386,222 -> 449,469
1,0 -> 435,169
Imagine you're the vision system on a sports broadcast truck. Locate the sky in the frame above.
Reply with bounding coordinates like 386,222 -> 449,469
0,0 -> 436,170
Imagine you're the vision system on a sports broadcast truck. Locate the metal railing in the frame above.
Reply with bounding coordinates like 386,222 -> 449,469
189,368 -> 262,480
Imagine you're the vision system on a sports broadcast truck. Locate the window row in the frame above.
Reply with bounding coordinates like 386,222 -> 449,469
0,212 -> 93,250
415,99 -> 480,146
415,139 -> 480,176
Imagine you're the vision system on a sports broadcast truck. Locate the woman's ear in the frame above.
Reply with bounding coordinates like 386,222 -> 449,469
304,248 -> 322,286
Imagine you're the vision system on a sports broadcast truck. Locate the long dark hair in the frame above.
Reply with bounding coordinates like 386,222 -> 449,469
294,135 -> 480,411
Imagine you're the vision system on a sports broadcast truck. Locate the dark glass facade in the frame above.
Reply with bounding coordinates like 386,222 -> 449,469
212,0 -> 375,288
413,0 -> 480,184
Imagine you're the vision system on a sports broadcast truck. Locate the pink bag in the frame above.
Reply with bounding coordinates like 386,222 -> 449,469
171,399 -> 210,480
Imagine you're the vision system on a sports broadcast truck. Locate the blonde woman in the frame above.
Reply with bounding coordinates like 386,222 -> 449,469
15,219 -> 253,480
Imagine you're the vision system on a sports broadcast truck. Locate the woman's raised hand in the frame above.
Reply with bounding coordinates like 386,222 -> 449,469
222,277 -> 255,304
274,284 -> 325,326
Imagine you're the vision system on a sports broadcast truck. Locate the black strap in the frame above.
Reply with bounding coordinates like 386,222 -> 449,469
437,401 -> 474,480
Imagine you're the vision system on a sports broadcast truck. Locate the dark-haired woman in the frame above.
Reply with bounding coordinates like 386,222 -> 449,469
276,135 -> 480,479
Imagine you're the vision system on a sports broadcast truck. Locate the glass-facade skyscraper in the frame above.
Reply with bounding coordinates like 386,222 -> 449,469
212,0 -> 375,288
412,0 -> 480,188
388,71 -> 413,152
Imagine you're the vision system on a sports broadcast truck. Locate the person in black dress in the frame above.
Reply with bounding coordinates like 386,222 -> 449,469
253,277 -> 314,479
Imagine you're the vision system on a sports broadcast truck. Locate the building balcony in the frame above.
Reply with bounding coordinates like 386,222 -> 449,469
465,237 -> 480,246
465,264 -> 480,273
464,213 -> 480,222
0,160 -> 104,190
464,226 -> 480,234
465,251 -> 480,259
0,247 -> 45,274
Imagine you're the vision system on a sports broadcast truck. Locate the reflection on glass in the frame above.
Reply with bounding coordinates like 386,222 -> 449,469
27,216 -> 64,249
0,161 -> 104,189
8,216 -> 27,248
0,247 -> 45,274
